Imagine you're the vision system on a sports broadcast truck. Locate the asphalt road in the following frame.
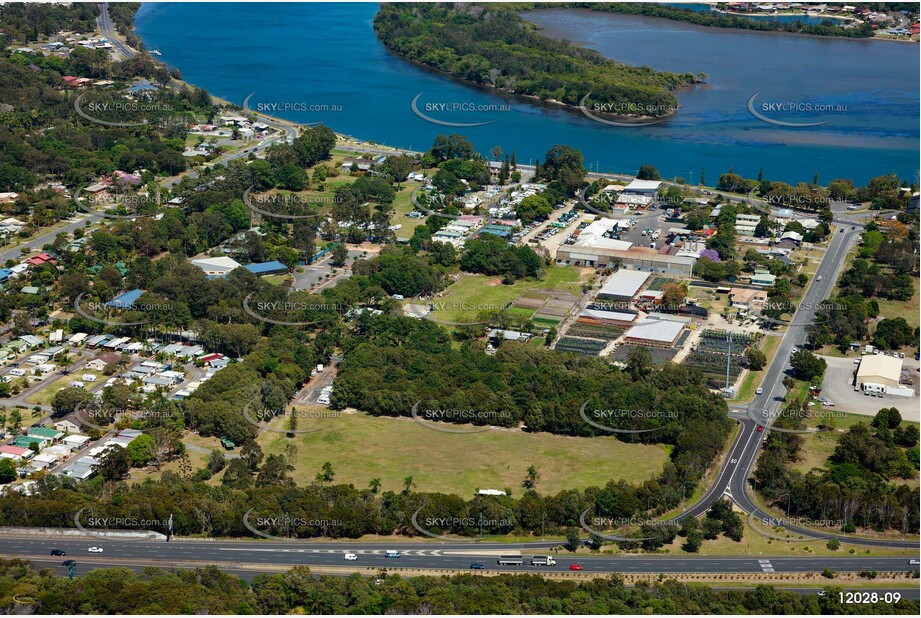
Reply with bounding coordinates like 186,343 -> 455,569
2,536 -> 917,577
726,222 -> 919,548
0,213 -> 99,265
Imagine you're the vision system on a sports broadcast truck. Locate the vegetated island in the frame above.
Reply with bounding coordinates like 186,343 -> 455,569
373,3 -> 706,122
526,2 -> 879,38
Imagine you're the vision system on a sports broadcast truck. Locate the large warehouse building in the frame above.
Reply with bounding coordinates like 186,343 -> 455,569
555,218 -> 696,276
855,355 -> 903,390
623,315 -> 686,348
597,269 -> 651,302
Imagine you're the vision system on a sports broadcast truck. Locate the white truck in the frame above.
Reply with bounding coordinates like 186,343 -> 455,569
530,555 -> 556,566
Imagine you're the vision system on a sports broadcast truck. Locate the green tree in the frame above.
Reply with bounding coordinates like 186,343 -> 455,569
0,459 -> 16,484
746,348 -> 767,371
317,461 -> 335,483
126,434 -> 157,467
330,243 -> 348,267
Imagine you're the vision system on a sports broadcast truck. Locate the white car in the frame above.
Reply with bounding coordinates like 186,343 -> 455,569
344,552 -> 358,561
756,387 -> 763,395
909,559 -> 919,565
88,547 -> 103,553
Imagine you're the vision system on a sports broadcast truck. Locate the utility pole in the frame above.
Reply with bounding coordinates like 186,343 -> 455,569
725,332 -> 733,392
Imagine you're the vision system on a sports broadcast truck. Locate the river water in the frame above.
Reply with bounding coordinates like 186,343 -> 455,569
135,2 -> 919,184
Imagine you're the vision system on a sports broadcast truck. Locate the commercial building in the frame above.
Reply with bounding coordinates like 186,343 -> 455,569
243,260 -> 289,276
191,256 -> 241,278
106,289 -> 143,309
555,217 -> 696,276
856,355 -> 903,389
597,270 -> 651,303
728,288 -> 768,310
623,317 -> 686,348
622,179 -> 662,194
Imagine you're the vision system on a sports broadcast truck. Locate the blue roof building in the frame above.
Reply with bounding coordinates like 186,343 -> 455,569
243,261 -> 288,276
106,289 -> 143,309
0,268 -> 12,282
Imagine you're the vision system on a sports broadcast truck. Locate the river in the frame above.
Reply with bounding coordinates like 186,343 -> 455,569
135,2 -> 919,184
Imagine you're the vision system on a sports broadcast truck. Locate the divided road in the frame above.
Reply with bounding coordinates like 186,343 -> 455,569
1,536 -> 917,578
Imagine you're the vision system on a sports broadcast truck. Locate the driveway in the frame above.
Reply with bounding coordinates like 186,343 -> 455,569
819,355 -> 920,421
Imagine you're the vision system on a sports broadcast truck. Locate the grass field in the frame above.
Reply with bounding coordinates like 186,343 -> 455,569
257,409 -> 670,495
873,279 -> 919,330
790,410 -> 920,481
24,370 -> 98,406
0,404 -> 43,429
390,181 -> 425,239
425,266 -> 585,325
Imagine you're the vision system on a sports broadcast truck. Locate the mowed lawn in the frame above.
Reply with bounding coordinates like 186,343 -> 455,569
390,180 -> 425,240
25,370 -> 98,406
425,266 -> 585,325
257,410 -> 669,495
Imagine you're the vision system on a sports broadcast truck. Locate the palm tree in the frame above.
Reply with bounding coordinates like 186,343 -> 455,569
402,476 -> 415,495
369,478 -> 381,494
523,465 -> 541,490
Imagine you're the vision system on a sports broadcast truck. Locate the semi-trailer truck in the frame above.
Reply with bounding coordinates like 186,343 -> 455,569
497,555 -> 523,566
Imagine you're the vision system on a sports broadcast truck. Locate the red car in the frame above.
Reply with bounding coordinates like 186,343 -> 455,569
756,425 -> 764,432
569,564 -> 584,571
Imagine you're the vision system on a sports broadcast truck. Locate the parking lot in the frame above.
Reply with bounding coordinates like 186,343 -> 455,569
819,355 -> 920,421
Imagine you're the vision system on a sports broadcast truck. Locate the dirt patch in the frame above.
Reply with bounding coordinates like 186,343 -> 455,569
485,278 -> 502,287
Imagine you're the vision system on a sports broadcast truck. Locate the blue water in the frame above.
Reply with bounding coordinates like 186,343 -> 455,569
135,3 -> 919,185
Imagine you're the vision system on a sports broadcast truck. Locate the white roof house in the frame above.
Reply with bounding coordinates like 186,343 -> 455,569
68,333 -> 88,345
63,435 -> 91,448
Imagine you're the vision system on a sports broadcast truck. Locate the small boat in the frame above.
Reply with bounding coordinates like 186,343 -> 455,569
151,48 -> 162,56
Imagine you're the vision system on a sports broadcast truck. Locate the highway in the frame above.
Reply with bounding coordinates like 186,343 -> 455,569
2,536 -> 917,578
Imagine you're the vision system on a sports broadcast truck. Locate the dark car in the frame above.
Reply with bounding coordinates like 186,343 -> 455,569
470,563 -> 485,570
62,559 -> 76,567
50,549 -> 66,556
